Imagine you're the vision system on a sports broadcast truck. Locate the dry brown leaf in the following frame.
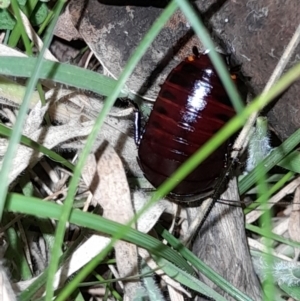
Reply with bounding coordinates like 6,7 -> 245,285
96,146 -> 142,300
18,10 -> 57,61
0,44 -> 27,57
0,120 -> 94,185
54,6 -> 82,41
46,89 -> 140,176
23,101 -> 49,136
132,190 -> 167,233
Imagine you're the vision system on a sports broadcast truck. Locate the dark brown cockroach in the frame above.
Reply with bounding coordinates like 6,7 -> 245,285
135,50 -> 238,201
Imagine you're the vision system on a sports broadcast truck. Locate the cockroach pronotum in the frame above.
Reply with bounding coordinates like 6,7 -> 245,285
135,48 -> 238,202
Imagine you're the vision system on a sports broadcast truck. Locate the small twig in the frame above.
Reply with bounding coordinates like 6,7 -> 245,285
246,176 -> 300,224
84,51 -> 94,69
17,219 -> 34,274
248,238 -> 292,261
0,215 -> 22,233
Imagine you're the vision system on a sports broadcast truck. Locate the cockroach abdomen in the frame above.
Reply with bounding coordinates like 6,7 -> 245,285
137,53 -> 237,201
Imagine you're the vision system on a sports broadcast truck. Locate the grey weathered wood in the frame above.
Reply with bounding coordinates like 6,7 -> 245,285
187,178 -> 262,301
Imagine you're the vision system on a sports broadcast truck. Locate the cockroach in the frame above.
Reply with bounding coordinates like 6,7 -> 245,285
135,48 -> 238,202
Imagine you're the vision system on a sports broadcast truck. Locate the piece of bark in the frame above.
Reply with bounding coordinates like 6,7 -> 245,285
187,178 -> 262,301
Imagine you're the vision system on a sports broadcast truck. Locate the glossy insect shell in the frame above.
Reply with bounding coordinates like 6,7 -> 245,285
138,53 -> 236,201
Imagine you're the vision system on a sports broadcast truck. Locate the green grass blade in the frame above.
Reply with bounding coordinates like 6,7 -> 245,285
5,193 -> 193,274
19,230 -> 92,301
0,123 -> 75,171
255,163 -> 275,301
243,171 -> 294,215
8,0 -> 39,48
0,57 -> 128,99
246,224 -> 300,249
151,254 -> 228,301
138,261 -> 165,301
239,128 -> 300,195
277,150 -> 300,173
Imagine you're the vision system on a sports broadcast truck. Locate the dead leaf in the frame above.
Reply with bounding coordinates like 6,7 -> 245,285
96,146 -> 142,300
0,121 -> 95,185
132,190 -> 167,233
54,6 -> 81,41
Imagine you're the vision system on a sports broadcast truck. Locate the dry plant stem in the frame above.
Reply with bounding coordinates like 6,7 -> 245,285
108,264 -> 124,289
29,170 -> 53,195
84,51 -> 94,69
231,23 -> 300,160
40,159 -> 60,184
18,10 -> 57,61
164,203 -> 178,240
168,286 -> 185,301
248,238 -> 291,261
70,193 -> 93,241
246,176 -> 300,224
82,192 -> 93,212
0,32 -> 4,43
53,153 -> 78,192
86,287 -> 106,297
0,215 -> 22,232
108,107 -> 134,118
17,219 -> 33,274
271,218 -> 289,237
44,188 -> 68,201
